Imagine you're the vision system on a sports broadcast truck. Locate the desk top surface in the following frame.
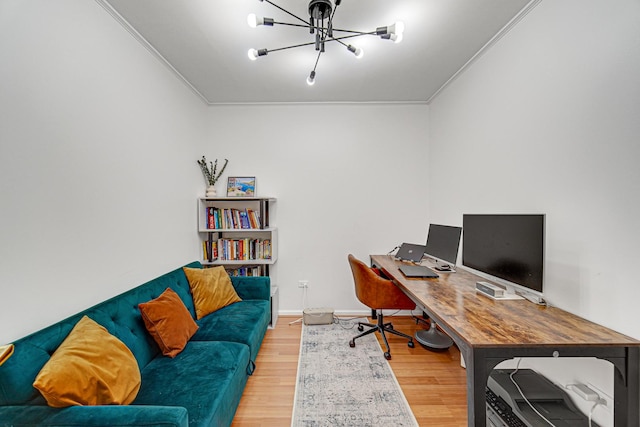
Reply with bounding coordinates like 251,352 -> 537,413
371,255 -> 640,348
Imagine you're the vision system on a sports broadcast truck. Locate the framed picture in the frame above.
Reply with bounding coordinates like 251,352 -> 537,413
227,176 -> 256,197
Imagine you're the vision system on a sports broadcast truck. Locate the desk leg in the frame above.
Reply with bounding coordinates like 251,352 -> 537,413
465,348 -> 485,427
464,347 -> 509,427
614,346 -> 639,427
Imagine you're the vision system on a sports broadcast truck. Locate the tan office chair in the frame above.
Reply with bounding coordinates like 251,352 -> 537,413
347,254 -> 416,360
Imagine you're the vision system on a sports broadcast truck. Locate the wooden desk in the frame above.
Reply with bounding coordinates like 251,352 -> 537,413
370,255 -> 640,427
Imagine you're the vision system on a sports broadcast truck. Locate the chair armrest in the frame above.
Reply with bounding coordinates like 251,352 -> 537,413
231,276 -> 271,300
0,405 -> 188,427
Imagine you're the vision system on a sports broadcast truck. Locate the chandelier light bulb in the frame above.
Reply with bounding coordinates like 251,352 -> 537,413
390,33 -> 403,44
248,48 -> 259,60
247,14 -> 273,28
247,13 -> 259,28
306,71 -> 316,86
393,21 -> 405,35
347,45 -> 364,59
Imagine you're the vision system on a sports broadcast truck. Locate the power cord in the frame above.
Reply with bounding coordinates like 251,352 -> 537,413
564,383 -> 604,427
333,315 -> 360,329
509,358 -> 557,427
288,283 -> 309,325
588,400 -> 599,427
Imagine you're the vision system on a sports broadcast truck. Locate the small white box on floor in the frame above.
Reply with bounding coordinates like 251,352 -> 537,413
303,307 -> 334,325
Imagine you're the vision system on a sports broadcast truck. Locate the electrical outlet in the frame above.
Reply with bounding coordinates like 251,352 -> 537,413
586,382 -> 613,413
298,280 -> 309,288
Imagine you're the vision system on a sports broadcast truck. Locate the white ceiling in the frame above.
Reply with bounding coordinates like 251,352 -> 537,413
98,0 -> 536,105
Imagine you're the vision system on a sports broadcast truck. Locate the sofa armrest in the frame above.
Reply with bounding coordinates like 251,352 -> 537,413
0,405 -> 188,427
231,276 -> 271,301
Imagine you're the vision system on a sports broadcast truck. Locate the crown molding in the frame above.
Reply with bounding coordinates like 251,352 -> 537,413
95,0 -> 210,105
426,0 -> 542,104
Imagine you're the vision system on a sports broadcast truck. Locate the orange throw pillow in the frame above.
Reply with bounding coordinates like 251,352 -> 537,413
33,315 -> 141,407
139,287 -> 199,357
183,266 -> 242,319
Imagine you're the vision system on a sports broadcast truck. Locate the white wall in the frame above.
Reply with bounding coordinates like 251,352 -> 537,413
202,104 -> 430,314
429,0 -> 640,424
0,0 -> 206,343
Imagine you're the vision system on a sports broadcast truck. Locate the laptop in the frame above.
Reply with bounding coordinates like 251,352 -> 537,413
395,243 -> 426,262
399,265 -> 440,279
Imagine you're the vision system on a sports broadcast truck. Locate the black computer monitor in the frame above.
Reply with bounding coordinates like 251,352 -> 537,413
424,224 -> 462,270
462,214 -> 544,293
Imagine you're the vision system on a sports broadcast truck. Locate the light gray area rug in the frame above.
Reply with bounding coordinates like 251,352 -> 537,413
291,320 -> 418,427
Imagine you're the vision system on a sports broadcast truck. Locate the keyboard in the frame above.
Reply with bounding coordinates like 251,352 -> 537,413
486,388 -> 526,427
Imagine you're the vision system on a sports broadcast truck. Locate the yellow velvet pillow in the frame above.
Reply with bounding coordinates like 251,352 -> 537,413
139,287 -> 199,358
33,315 -> 141,407
183,266 -> 242,319
0,344 -> 14,366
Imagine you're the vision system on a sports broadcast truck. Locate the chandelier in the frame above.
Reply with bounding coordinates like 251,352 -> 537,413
247,0 -> 405,85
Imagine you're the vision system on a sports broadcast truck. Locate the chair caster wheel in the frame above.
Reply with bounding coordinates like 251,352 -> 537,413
384,352 -> 391,360
408,340 -> 415,348
357,325 -> 364,332
349,340 -> 355,348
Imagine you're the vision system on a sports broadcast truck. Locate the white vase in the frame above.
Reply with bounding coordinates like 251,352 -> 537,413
206,185 -> 217,197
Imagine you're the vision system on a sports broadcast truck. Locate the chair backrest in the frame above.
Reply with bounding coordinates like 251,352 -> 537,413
347,254 -> 416,311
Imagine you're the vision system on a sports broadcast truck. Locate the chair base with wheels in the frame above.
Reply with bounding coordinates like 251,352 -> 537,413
349,310 -> 415,360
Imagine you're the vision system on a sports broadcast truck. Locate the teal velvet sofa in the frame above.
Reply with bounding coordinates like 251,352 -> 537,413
0,261 -> 271,427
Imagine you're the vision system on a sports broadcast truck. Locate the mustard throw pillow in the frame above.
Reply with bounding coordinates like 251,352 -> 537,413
183,266 -> 242,319
33,315 -> 141,407
139,287 -> 199,357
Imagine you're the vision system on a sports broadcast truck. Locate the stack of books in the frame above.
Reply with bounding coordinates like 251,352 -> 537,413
205,207 -> 261,229
203,238 -> 271,261
226,266 -> 263,277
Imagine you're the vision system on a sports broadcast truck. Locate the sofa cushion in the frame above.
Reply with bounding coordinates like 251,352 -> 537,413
33,315 -> 141,407
192,300 -> 270,363
183,266 -> 242,319
138,288 -> 199,358
134,341 -> 250,427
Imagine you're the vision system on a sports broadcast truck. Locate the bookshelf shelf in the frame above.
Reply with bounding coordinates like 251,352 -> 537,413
198,197 -> 277,277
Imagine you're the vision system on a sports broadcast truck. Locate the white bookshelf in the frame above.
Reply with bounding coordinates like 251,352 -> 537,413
197,197 -> 277,276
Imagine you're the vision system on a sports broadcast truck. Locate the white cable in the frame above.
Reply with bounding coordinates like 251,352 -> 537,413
509,358 -> 557,427
302,285 -> 308,310
288,284 -> 308,325
588,400 -> 600,427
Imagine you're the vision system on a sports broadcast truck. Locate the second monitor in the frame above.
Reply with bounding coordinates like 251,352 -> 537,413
424,224 -> 463,271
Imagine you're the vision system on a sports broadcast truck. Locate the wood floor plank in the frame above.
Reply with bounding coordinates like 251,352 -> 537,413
231,316 -> 468,426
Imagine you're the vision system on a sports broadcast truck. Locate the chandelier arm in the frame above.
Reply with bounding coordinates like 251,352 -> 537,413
264,0 -> 310,26
265,40 -> 318,54
327,28 -> 378,36
312,49 -> 322,73
263,32 -> 360,55
273,21 -> 313,29
268,21 -> 381,37
327,1 -> 337,38
325,32 -> 376,45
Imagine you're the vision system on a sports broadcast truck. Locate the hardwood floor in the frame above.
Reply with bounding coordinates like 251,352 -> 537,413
232,315 -> 468,426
